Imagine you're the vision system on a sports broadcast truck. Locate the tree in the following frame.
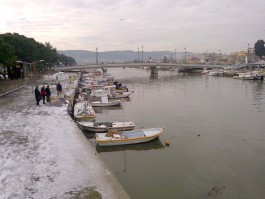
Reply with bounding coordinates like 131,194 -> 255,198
254,40 -> 265,58
0,33 -> 76,67
0,39 -> 16,78
0,39 -> 15,65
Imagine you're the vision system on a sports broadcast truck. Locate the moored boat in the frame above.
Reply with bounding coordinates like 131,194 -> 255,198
109,91 -> 130,99
96,128 -> 163,146
77,121 -> 135,132
91,96 -> 121,107
74,101 -> 96,120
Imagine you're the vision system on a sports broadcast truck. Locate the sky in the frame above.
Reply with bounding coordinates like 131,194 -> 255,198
0,0 -> 265,54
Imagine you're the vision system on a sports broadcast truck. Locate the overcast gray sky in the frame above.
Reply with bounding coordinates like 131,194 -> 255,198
0,0 -> 264,53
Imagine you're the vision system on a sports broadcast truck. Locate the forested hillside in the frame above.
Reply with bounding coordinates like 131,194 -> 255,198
0,33 -> 76,78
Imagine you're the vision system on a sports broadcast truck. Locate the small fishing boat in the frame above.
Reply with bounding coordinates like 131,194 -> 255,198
109,91 -> 130,99
74,101 -> 96,120
77,121 -> 135,132
96,128 -> 163,146
91,96 -> 121,107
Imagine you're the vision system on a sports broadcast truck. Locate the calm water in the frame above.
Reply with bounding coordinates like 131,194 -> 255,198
91,68 -> 265,199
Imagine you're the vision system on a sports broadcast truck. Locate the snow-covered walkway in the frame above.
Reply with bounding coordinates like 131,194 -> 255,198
0,73 -> 129,199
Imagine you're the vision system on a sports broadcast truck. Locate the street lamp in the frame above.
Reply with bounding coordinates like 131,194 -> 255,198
175,49 -> 177,63
138,47 -> 139,63
142,46 -> 143,63
184,48 -> 186,64
96,48 -> 98,65
219,50 -> 222,64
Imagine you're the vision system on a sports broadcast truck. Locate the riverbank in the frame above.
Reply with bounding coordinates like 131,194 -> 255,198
0,72 -> 130,199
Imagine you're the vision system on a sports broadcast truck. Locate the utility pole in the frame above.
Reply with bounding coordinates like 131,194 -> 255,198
219,50 -> 222,64
175,49 -> 177,63
184,48 -> 186,64
142,46 -> 143,63
138,47 -> 139,63
96,48 -> 98,65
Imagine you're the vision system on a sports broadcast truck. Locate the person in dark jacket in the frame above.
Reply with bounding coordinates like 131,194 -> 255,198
34,86 -> 41,106
45,85 -> 51,102
40,86 -> 46,104
56,82 -> 62,96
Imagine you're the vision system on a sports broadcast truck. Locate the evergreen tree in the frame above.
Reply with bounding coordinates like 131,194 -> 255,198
254,40 -> 265,58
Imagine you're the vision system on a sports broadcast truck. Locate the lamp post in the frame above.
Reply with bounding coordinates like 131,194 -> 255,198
219,50 -> 222,64
142,46 -> 143,63
138,47 -> 139,63
175,49 -> 177,63
96,48 -> 98,65
184,48 -> 186,64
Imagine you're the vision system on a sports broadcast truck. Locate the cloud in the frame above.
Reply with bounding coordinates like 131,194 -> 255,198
0,0 -> 265,53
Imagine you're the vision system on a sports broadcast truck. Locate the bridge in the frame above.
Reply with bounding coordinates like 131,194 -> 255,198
55,63 -> 224,74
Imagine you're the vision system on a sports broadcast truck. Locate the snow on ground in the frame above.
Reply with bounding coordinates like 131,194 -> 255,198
0,72 -> 129,199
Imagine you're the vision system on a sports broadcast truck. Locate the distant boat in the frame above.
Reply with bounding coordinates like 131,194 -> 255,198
74,101 -> 96,120
77,121 -> 135,132
91,96 -> 122,107
208,70 -> 224,76
109,91 -> 130,99
96,128 -> 163,146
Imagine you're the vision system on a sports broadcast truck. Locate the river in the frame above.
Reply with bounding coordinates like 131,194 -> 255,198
92,68 -> 265,199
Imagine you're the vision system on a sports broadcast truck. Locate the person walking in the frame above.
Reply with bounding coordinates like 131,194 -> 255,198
34,86 -> 41,106
40,85 -> 46,104
45,85 -> 51,102
56,82 -> 62,96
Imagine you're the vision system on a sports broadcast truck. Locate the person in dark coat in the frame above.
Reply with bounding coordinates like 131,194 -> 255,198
34,86 -> 41,106
40,86 -> 46,104
45,85 -> 51,102
56,82 -> 62,96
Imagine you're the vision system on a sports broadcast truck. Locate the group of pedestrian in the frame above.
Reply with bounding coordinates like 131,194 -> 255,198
34,82 -> 63,106
34,85 -> 51,106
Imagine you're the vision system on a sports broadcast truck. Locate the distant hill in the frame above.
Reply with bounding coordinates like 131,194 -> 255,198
62,50 -> 197,64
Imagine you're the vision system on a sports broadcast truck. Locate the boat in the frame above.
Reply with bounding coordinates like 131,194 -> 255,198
74,101 -> 96,120
91,96 -> 122,107
77,121 -> 135,132
109,91 -> 130,99
208,70 -> 224,76
96,128 -> 163,146
96,138 -> 165,153
233,72 -> 263,80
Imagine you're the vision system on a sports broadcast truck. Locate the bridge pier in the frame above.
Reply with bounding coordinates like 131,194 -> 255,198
150,66 -> 158,74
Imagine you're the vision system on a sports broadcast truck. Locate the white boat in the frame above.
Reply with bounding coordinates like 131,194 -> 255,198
208,70 -> 224,76
77,121 -> 135,132
74,101 -> 96,120
233,73 -> 245,79
109,91 -> 130,99
96,128 -> 163,146
91,96 -> 121,107
233,72 -> 263,80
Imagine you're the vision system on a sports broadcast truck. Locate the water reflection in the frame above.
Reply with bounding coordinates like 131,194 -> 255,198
149,73 -> 158,80
252,82 -> 265,112
96,138 -> 165,153
93,106 -> 123,114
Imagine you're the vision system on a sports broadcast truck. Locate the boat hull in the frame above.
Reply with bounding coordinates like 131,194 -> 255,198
78,121 -> 135,132
91,101 -> 121,107
109,92 -> 130,99
96,128 -> 163,146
